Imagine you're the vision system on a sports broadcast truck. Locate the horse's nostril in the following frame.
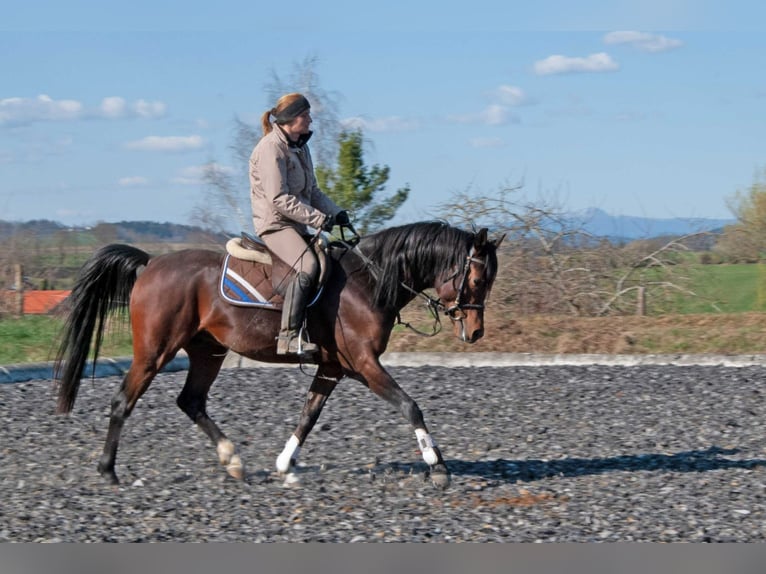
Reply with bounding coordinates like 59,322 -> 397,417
471,329 -> 484,343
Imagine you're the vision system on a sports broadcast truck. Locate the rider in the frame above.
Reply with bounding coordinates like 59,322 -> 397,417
249,92 -> 350,356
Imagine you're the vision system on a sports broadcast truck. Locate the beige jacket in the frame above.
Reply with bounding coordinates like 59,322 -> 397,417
249,126 -> 341,236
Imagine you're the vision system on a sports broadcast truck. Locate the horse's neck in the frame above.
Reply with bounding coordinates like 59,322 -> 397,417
354,239 -> 444,310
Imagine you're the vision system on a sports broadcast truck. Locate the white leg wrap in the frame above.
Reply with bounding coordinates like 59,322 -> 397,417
276,435 -> 301,473
415,429 -> 440,466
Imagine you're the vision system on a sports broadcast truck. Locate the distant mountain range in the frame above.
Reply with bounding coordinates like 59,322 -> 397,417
0,211 -> 736,244
575,208 -> 733,240
0,219 -> 229,244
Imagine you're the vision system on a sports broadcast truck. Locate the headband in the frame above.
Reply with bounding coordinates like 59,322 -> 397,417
273,96 -> 311,124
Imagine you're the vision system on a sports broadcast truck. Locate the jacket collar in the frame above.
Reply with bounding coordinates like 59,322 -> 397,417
276,125 -> 313,149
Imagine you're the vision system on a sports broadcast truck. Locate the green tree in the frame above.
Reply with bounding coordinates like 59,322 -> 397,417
316,130 -> 409,235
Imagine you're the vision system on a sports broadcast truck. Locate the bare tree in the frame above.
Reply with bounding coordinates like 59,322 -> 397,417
437,185 -> 710,316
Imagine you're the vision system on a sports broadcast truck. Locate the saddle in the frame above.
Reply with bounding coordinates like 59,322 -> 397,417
220,232 -> 331,310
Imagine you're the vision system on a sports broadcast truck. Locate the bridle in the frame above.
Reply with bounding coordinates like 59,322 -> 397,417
443,246 -> 487,318
335,229 -> 490,338
438,246 -> 488,340
395,246 -> 488,338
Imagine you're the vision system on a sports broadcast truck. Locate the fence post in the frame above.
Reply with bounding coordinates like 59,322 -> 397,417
636,286 -> 646,316
13,264 -> 23,316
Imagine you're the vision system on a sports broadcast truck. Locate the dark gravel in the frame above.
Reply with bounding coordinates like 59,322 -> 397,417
1,363 -> 766,542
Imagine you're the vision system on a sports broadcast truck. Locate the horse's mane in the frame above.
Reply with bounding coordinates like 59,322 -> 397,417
358,221 -> 489,310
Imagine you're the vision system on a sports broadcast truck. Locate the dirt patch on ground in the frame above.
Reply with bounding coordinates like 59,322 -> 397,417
385,312 -> 766,355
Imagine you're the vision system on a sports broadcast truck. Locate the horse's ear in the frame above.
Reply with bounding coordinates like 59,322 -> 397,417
474,228 -> 488,248
492,233 -> 506,249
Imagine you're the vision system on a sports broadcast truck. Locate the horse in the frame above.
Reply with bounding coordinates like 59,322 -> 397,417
54,221 -> 502,488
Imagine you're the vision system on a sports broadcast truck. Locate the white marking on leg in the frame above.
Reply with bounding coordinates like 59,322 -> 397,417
226,454 -> 244,480
415,428 -> 439,466
276,435 -> 301,474
217,438 -> 236,465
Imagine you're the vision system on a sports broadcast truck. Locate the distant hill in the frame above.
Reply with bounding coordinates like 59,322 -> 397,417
0,219 -> 229,244
0,211 -> 736,244
575,208 -> 733,240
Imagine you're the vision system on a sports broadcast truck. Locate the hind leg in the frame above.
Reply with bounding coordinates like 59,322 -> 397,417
176,337 -> 244,479
98,362 -> 160,484
276,365 -> 340,483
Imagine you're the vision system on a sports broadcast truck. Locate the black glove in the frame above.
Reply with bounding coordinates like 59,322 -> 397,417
322,213 -> 335,232
335,210 -> 350,226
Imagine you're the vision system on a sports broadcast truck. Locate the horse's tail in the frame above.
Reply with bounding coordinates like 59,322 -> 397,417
54,244 -> 151,414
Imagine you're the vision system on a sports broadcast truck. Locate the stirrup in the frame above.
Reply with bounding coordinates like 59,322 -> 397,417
276,330 -> 318,356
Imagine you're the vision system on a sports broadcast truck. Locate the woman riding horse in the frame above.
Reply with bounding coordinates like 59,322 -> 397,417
249,92 -> 350,356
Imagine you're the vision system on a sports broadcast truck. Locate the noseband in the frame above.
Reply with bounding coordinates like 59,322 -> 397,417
395,246 -> 488,338
443,246 -> 487,319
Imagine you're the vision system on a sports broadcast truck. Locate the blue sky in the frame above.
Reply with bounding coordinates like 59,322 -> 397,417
2,1 -> 765,229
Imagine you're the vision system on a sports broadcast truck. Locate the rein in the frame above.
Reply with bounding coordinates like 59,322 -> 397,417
337,237 -> 487,338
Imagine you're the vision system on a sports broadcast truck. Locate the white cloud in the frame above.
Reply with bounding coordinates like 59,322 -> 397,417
449,105 -> 518,126
489,85 -> 528,106
0,94 -> 167,126
534,52 -> 619,75
604,31 -> 682,53
118,176 -> 149,186
100,97 -> 127,118
125,135 -> 204,152
340,116 -> 419,132
447,85 -> 530,131
483,104 -> 514,125
0,94 -> 82,126
171,163 -> 234,185
132,99 -> 166,119
99,97 -> 166,119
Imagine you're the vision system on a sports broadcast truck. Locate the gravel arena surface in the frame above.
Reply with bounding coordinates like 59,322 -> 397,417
2,361 -> 766,542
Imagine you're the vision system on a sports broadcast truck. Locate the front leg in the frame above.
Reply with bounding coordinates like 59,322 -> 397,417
356,358 -> 451,488
414,428 -> 450,488
276,371 -> 338,484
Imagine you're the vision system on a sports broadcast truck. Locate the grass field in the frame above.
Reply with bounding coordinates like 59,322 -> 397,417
666,263 -> 766,313
0,315 -> 133,365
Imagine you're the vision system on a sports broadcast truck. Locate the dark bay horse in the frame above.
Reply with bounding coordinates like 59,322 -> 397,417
55,221 -> 502,488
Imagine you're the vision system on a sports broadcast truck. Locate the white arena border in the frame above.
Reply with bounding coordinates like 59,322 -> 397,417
230,352 -> 766,369
4,352 -> 766,384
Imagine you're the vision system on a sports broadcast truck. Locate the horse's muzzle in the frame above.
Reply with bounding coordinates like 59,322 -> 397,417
468,328 -> 484,343
452,317 -> 484,343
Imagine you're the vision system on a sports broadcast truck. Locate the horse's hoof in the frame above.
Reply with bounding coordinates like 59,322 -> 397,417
226,455 -> 245,480
103,474 -> 120,485
281,471 -> 302,487
97,462 -> 119,485
430,466 -> 451,489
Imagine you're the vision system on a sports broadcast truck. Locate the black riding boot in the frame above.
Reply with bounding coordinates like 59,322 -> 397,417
277,272 -> 318,356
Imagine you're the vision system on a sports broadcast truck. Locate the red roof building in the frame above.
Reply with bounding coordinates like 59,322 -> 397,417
22,290 -> 71,315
